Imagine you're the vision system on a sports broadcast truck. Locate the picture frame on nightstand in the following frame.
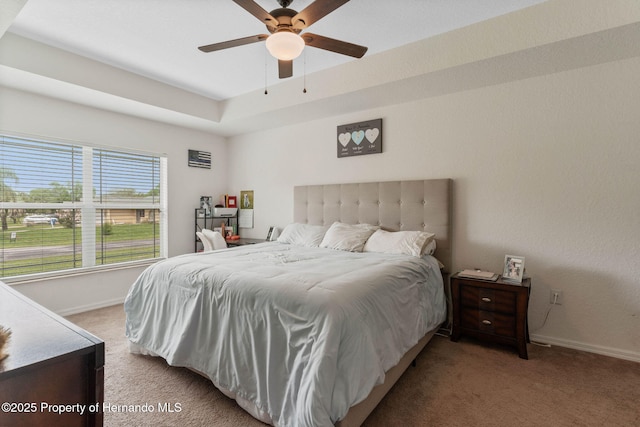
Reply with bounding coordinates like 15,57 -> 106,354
502,255 -> 525,283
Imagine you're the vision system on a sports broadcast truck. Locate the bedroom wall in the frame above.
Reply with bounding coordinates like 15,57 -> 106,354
226,56 -> 640,361
0,86 -> 227,314
1,0 -> 637,362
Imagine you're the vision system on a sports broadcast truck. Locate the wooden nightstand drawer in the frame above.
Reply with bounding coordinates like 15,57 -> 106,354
460,285 -> 516,314
461,309 -> 516,338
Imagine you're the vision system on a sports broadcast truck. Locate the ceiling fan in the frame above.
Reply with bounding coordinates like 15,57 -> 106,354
198,0 -> 368,79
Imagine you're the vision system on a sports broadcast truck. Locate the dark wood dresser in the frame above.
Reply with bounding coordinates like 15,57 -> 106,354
0,282 -> 104,426
450,273 -> 531,359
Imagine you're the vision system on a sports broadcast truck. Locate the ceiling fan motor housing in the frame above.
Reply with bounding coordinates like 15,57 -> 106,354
267,8 -> 303,34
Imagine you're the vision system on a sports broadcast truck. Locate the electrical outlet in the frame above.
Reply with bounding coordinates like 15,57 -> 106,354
550,289 -> 563,305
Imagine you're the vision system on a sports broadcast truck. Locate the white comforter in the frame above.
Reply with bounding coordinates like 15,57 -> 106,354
124,243 -> 446,427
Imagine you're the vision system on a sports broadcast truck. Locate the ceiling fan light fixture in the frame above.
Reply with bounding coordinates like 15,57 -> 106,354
265,31 -> 305,60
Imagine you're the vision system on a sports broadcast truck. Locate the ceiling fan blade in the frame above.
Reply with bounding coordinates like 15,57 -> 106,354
233,0 -> 278,27
302,33 -> 367,58
292,0 -> 350,30
198,34 -> 268,53
278,60 -> 293,79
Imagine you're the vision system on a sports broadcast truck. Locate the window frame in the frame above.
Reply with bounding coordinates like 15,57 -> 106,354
1,133 -> 168,281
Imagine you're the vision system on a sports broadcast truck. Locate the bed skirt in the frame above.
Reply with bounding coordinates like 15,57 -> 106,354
129,327 -> 438,427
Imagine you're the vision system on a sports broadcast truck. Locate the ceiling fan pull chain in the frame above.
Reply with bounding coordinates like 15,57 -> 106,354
303,49 -> 307,94
264,49 -> 269,95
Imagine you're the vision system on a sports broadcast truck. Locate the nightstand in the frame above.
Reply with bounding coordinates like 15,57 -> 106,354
450,273 -> 531,359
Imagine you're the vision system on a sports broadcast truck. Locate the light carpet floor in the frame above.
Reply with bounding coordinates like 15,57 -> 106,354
67,304 -> 640,427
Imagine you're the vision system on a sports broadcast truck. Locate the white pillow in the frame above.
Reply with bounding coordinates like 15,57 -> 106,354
422,238 -> 437,256
277,223 -> 327,247
319,222 -> 379,252
363,229 -> 436,257
202,228 -> 227,250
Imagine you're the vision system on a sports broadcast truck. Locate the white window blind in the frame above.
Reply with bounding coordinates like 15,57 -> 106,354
1,134 -> 166,278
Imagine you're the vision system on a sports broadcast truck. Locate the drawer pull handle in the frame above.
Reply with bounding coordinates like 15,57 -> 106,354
481,297 -> 492,302
482,320 -> 492,325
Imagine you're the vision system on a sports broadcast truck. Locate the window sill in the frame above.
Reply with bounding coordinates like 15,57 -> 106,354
1,259 -> 164,285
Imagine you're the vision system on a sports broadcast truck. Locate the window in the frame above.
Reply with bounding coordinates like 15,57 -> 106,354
1,134 -> 167,279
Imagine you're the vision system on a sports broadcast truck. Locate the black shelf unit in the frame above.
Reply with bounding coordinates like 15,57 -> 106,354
195,208 -> 238,252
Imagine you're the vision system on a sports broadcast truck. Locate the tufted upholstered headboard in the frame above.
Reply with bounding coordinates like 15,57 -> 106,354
293,179 -> 453,272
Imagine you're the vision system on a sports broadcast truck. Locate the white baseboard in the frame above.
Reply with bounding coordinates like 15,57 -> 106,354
530,333 -> 640,363
57,297 -> 125,317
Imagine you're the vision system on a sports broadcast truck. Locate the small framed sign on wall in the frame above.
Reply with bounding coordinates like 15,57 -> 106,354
337,118 -> 382,158
188,149 -> 211,169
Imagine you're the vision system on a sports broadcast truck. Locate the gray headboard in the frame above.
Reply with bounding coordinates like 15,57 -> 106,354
293,179 -> 453,272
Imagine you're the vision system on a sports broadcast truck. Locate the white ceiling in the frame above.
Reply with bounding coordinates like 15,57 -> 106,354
8,0 -> 547,101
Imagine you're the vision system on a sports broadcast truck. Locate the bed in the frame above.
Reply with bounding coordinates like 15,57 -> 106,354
124,179 -> 452,427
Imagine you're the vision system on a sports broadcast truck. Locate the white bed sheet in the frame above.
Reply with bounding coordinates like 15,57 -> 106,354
124,242 -> 446,427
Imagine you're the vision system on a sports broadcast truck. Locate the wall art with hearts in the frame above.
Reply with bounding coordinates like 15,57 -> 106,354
337,118 -> 382,158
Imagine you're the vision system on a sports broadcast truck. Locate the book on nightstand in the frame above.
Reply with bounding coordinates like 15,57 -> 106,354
458,269 -> 500,281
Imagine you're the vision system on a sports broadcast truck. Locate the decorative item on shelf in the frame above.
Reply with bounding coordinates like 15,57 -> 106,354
0,325 -> 11,361
224,223 -> 237,240
502,255 -> 525,284
200,196 -> 213,215
227,196 -> 237,208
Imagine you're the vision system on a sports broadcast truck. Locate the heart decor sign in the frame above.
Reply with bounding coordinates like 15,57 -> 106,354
336,118 -> 382,158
